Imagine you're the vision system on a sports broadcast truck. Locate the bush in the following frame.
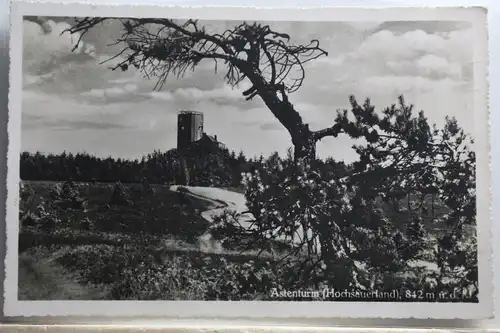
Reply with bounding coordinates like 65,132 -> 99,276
110,181 -> 132,206
79,217 -> 95,231
20,183 -> 35,204
56,243 -> 289,300
38,211 -> 60,233
20,212 -> 38,228
50,181 -> 88,211
49,183 -> 63,201
210,146 -> 477,300
110,256 -> 207,300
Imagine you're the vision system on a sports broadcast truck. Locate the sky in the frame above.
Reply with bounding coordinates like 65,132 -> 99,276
21,17 -> 475,162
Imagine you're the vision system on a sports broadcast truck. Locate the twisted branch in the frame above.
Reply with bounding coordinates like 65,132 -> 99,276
64,18 -> 327,95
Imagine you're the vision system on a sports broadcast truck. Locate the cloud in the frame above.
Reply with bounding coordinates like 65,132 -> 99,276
22,114 -> 130,131
149,85 -> 260,110
384,55 -> 463,80
22,90 -> 178,158
22,90 -> 139,130
316,134 -> 360,162
350,27 -> 473,81
416,54 -> 463,80
83,84 -> 139,98
23,53 -> 143,98
23,19 -> 96,75
24,72 -> 56,86
22,17 -> 144,97
360,75 -> 467,95
259,123 -> 283,131
22,20 -> 251,107
370,21 -> 472,36
80,83 -> 148,104
357,29 -> 441,60
352,75 -> 473,134
174,86 -> 242,101
291,22 -> 474,129
306,55 -> 346,68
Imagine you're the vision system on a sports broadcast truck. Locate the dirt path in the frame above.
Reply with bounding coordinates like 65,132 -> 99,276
169,185 -> 254,224
168,185 -> 275,255
18,251 -> 107,300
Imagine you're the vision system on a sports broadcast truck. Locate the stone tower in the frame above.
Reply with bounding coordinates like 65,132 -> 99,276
177,111 -> 204,151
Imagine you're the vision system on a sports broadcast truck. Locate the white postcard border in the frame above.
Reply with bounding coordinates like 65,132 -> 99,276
4,2 -> 493,319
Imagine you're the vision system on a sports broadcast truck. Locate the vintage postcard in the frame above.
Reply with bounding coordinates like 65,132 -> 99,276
4,2 -> 492,320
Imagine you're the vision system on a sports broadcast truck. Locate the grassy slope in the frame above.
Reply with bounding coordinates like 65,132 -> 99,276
18,248 -> 108,300
18,180 -> 467,300
18,180 -> 252,300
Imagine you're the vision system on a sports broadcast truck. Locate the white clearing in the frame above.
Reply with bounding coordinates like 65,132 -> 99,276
169,185 -> 253,224
169,185 -> 255,253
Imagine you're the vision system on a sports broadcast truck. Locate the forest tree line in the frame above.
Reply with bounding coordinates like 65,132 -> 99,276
20,146 -> 350,189
20,147 -> 245,187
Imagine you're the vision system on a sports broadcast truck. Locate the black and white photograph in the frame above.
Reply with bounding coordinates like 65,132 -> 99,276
5,3 -> 492,319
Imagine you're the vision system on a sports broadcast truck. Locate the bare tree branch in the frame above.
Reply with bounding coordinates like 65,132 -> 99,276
313,123 -> 343,141
64,18 -> 331,159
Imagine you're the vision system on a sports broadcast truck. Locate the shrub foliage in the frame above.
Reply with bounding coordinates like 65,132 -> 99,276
210,96 -> 477,300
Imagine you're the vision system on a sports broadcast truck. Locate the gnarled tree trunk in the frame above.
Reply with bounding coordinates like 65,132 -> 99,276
293,128 -> 317,167
241,67 -> 318,167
